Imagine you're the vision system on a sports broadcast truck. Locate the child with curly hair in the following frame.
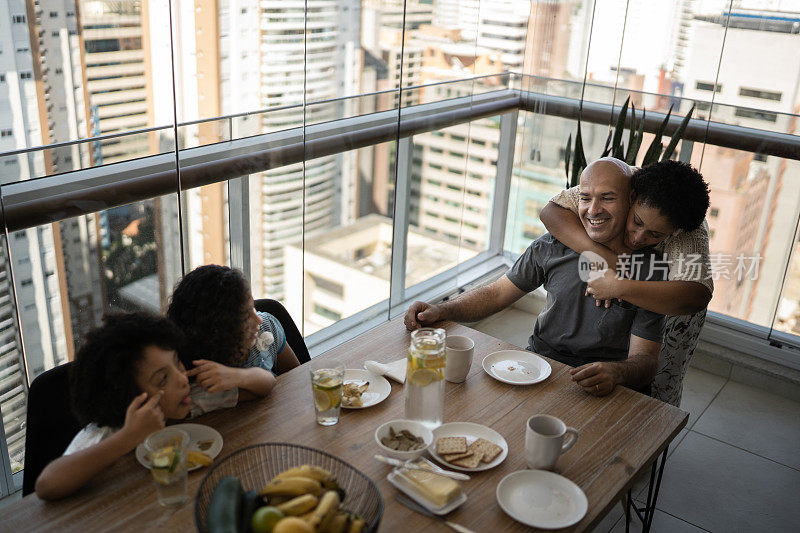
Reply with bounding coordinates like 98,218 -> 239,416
36,312 -> 192,500
167,265 -> 300,416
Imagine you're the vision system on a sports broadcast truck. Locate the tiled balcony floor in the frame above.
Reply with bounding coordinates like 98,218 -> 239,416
473,307 -> 800,532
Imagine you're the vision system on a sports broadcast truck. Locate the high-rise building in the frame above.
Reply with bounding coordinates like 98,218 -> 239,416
433,0 -> 481,39
256,0 -> 360,302
683,7 -> 800,327
0,0 -> 80,472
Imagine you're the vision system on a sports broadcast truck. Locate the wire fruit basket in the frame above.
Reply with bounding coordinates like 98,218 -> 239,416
194,442 -> 383,532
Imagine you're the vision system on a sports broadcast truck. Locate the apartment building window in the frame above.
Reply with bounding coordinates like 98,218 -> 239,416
313,304 -> 341,322
66,11 -> 75,17
52,31 -> 60,37
734,108 -> 778,123
50,11 -> 58,18
709,208 -> 719,218
0,74 -> 5,83
20,71 -> 33,80
739,87 -> 782,102
695,81 -> 721,92
1,130 -> 12,138
309,274 -> 344,298
16,47 -> 30,53
55,67 -> 62,74
12,14 -> 26,23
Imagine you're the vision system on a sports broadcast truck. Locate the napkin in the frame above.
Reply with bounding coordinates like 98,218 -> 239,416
364,359 -> 406,384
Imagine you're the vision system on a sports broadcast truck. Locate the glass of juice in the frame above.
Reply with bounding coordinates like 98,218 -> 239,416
310,360 -> 345,426
144,427 -> 190,507
405,328 -> 446,429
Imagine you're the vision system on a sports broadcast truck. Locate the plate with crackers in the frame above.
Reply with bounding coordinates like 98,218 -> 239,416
429,422 -> 508,472
341,369 -> 391,409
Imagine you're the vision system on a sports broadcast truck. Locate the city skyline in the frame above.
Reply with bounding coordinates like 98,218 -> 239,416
1,0 -> 799,483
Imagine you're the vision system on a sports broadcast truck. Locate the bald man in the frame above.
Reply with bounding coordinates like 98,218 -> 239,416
404,159 -> 666,397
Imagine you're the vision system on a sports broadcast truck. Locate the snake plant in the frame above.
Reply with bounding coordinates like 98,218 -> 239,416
565,96 -> 695,188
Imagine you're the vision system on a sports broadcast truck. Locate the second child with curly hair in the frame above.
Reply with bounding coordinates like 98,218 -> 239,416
167,265 -> 300,416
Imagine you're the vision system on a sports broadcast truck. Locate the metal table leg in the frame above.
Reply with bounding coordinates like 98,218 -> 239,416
631,447 -> 669,533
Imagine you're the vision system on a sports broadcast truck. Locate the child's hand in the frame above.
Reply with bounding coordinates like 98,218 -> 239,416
120,391 -> 165,445
187,360 -> 241,393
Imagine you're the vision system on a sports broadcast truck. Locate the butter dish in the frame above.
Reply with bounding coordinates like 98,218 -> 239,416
387,458 -> 467,515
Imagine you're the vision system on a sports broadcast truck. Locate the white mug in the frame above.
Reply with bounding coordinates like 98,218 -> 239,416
444,335 -> 474,383
525,414 -> 579,470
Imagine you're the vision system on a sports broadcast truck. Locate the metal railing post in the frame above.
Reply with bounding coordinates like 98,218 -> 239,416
488,110 -> 519,255
389,136 -> 414,317
228,176 -> 251,281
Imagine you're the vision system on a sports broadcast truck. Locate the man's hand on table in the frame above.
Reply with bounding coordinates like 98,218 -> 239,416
404,301 -> 444,330
570,362 -> 620,396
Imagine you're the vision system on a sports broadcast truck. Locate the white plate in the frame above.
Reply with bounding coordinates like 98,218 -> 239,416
386,458 -> 467,515
341,369 -> 391,409
482,350 -> 551,385
496,470 -> 588,529
429,422 -> 508,472
136,423 -> 223,472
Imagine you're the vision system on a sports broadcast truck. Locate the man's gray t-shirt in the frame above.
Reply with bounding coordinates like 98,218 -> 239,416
506,233 -> 666,367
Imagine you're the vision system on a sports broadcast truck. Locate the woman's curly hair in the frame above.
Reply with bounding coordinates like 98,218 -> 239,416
167,265 -> 252,368
631,160 -> 710,232
70,312 -> 186,428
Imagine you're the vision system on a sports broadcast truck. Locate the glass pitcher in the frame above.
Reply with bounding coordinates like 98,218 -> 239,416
405,328 -> 446,428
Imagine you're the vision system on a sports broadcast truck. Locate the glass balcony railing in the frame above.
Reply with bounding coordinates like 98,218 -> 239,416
1,72 -> 798,495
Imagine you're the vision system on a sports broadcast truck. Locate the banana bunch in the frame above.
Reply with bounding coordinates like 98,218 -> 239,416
258,465 -> 365,533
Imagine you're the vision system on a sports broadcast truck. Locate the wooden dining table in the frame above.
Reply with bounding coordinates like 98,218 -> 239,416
1,318 -> 687,532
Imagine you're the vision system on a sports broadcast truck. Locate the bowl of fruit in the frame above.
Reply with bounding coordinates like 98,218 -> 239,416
195,443 -> 383,533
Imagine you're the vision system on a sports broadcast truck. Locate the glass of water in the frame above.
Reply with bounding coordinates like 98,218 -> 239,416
310,359 -> 345,426
145,427 -> 190,507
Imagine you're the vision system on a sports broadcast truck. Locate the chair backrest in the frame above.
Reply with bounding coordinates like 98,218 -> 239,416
254,298 -> 311,368
22,362 -> 82,496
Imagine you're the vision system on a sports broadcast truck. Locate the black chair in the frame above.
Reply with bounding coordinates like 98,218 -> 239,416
255,298 -> 311,368
22,362 -> 82,496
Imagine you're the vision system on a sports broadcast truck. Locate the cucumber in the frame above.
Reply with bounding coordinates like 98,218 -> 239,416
207,476 -> 243,533
239,490 -> 261,533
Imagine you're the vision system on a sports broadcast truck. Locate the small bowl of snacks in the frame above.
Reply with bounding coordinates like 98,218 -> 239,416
374,419 -> 432,461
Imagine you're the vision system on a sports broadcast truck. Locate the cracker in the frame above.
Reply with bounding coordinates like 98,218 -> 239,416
436,436 -> 467,455
441,450 -> 474,462
449,449 -> 484,468
472,438 -> 503,463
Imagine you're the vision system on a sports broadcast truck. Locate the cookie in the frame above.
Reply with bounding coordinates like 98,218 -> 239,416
472,438 -> 503,463
436,436 -> 467,455
449,449 -> 484,468
441,450 -> 474,462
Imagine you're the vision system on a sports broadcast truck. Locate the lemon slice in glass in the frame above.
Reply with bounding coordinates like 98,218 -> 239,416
314,388 -> 332,411
409,368 -> 441,387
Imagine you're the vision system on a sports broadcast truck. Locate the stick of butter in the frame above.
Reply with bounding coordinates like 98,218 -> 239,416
400,464 -> 462,507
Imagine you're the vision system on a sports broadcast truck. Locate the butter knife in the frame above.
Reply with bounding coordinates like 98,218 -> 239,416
374,455 -> 470,481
